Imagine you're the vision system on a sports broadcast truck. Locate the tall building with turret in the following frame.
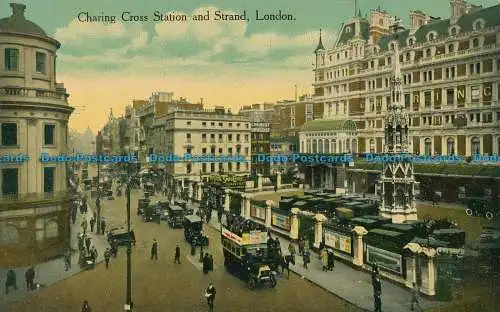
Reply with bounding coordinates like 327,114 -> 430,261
0,3 -> 74,265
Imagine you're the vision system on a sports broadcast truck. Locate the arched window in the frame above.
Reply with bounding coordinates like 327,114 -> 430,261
318,139 -> 323,153
306,139 -> 311,153
395,188 -> 405,206
339,140 -> 343,153
301,141 -> 304,152
370,60 -> 374,68
369,139 -> 375,153
426,48 -> 432,57
424,138 -> 432,155
447,138 -> 455,155
408,38 -> 414,46
405,53 -> 410,62
428,33 -> 435,41
450,27 -> 457,36
390,43 -> 395,50
387,57 -> 392,64
351,139 -> 357,154
325,139 -> 330,153
312,139 -> 318,153
332,140 -> 337,153
473,20 -> 484,31
471,137 -> 480,155
448,44 -> 454,53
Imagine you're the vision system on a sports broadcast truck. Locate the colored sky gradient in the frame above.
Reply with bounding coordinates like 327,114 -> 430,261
9,0 -> 497,132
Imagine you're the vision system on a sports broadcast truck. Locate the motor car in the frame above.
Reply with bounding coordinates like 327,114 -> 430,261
107,228 -> 136,246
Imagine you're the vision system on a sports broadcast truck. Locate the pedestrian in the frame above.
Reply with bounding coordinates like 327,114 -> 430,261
174,243 -> 181,264
90,246 -> 98,265
321,248 -> 328,271
298,237 -> 304,256
104,248 -> 111,268
90,216 -> 96,233
374,291 -> 382,312
327,249 -> 335,270
81,219 -> 88,235
410,282 -> 422,311
372,275 -> 382,312
288,243 -> 296,258
111,240 -> 118,258
205,281 -> 216,312
78,233 -> 84,252
304,239 -> 310,253
208,254 -> 214,272
275,237 -> 281,254
151,239 -> 158,261
101,219 -> 106,235
203,253 -> 209,274
25,267 -> 35,291
64,248 -> 72,271
85,236 -> 92,253
4,269 -> 18,294
302,250 -> 310,269
81,300 -> 91,312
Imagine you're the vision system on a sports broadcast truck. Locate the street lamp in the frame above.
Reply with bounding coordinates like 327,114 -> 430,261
124,146 -> 133,311
95,131 -> 103,234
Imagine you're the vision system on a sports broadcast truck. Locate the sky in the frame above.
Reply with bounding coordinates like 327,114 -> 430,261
6,0 -> 498,132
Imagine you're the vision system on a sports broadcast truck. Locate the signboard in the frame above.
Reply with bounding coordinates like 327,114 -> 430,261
324,229 -> 352,255
251,122 -> 270,132
208,175 -> 247,188
222,228 -> 242,244
242,231 -> 267,245
250,205 -> 266,220
271,212 -> 291,231
436,247 -> 465,257
366,245 -> 403,275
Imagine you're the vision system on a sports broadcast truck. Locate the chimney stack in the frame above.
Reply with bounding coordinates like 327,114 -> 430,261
10,3 -> 26,17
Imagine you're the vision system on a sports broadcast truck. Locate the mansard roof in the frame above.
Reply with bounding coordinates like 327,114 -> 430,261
377,4 -> 500,51
335,19 -> 370,47
300,119 -> 357,132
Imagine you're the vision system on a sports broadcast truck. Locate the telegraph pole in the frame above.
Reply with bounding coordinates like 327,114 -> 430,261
125,159 -> 133,311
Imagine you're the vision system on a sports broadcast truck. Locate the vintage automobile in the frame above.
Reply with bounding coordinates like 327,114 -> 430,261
137,198 -> 150,216
247,264 -> 277,290
464,197 -> 499,220
143,204 -> 162,223
184,215 -> 209,246
168,205 -> 185,228
175,200 -> 193,214
158,201 -> 170,220
107,228 -> 136,246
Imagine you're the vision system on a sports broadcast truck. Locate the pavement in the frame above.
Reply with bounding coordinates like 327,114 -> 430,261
0,189 -> 110,308
203,205 -> 441,312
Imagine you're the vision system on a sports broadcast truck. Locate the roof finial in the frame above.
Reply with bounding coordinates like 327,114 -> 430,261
10,3 -> 26,18
314,28 -> 325,53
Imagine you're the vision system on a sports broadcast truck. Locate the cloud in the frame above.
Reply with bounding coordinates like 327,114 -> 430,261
55,6 -> 337,77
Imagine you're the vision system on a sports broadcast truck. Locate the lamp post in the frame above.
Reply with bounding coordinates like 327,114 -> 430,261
96,131 -> 102,234
125,146 -> 133,311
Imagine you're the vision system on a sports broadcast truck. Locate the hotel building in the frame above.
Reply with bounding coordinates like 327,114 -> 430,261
0,3 -> 74,265
311,0 -> 500,156
150,107 -> 251,193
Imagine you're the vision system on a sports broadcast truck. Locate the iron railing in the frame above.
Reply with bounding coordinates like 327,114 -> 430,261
0,86 -> 68,101
0,191 -> 71,203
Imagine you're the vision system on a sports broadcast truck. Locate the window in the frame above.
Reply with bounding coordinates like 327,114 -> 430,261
245,147 -> 249,156
1,123 -> 17,146
408,39 -> 414,45
218,163 -> 223,171
201,133 -> 207,141
219,122 -> 223,127
369,98 -> 375,112
446,89 -> 454,105
244,134 -> 249,142
2,168 -> 18,196
236,163 -> 240,171
43,167 -> 55,193
186,121 -> 191,126
228,123 -> 232,127
387,57 -> 391,64
218,134 -> 223,141
35,52 -> 46,74
471,86 -> 480,103
424,138 -> 432,155
228,162 -> 232,171
202,148 -> 206,154
186,133 -> 191,140
228,134 -> 232,141
202,122 -> 206,126
472,38 -> 479,48
404,94 -> 410,109
428,33 -> 435,41
448,44 -> 454,53
426,49 -> 432,57
44,124 -> 55,145
210,163 -> 215,172
4,48 -> 19,71
202,163 -> 207,172
186,164 -> 192,174
210,147 -> 216,154
483,112 -> 493,123
369,139 -> 375,153
424,91 -> 432,107
471,137 -> 480,155
236,134 -> 240,141
218,148 -> 222,154
228,147 -> 233,155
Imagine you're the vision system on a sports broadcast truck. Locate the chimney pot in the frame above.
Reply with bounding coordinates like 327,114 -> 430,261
10,3 -> 26,17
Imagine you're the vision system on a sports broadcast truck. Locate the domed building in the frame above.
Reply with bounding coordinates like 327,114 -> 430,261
0,3 -> 74,266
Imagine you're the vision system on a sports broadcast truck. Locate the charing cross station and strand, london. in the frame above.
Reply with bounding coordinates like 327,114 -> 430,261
0,1 -> 499,312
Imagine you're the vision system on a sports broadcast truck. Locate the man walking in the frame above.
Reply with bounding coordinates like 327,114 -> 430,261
205,281 -> 216,312
4,269 -> 17,294
89,216 -> 96,233
101,219 -> 106,235
64,248 -> 72,271
174,243 -> 181,264
25,267 -> 35,291
151,239 -> 158,261
81,218 -> 88,235
104,248 -> 111,268
410,282 -> 422,311
372,275 -> 382,312
85,236 -> 92,254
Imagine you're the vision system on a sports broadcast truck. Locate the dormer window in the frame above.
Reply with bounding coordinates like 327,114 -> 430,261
426,48 -> 432,57
346,26 -> 352,33
390,43 -> 395,51
408,38 -> 414,46
428,33 -> 435,41
448,44 -> 454,53
449,26 -> 459,36
473,19 -> 485,31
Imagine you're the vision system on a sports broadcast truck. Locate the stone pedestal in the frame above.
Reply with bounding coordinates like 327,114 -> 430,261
313,214 -> 328,248
404,243 -> 437,296
352,226 -> 368,266
244,195 -> 251,218
265,200 -> 273,228
276,171 -> 282,190
224,189 -> 230,212
257,174 -> 263,191
289,208 -> 300,240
